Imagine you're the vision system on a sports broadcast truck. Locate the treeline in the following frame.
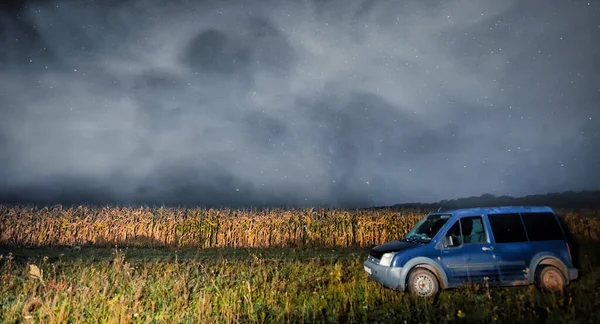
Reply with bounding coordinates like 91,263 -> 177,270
367,190 -> 600,211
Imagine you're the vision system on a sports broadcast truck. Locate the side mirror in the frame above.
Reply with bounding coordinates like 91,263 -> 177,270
443,235 -> 454,248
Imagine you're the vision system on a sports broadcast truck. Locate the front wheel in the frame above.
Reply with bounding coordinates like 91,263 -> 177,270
407,268 -> 439,297
536,265 -> 566,293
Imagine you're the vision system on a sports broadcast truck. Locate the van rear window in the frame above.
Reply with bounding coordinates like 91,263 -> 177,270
487,213 -> 528,243
521,212 -> 565,241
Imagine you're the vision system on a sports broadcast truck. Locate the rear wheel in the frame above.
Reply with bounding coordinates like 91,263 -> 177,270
536,265 -> 566,292
407,268 -> 439,298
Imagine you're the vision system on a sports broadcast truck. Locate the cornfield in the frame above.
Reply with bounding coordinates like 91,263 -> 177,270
1,205 -> 599,248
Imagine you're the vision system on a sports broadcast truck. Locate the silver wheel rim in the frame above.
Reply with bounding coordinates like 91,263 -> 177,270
543,269 -> 563,290
413,274 -> 434,296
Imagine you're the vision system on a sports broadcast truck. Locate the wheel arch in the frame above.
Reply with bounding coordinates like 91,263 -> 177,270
528,254 -> 570,284
400,257 -> 448,290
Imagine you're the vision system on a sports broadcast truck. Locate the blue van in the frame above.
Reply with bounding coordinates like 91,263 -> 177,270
363,206 -> 579,297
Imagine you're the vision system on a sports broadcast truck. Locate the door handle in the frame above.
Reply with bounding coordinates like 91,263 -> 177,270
482,246 -> 494,251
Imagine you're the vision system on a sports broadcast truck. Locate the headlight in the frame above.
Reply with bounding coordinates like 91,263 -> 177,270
379,252 -> 396,267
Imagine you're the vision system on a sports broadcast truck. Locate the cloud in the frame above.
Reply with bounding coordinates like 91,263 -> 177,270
0,0 -> 598,207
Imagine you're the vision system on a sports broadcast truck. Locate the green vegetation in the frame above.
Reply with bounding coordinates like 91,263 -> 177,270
1,244 -> 599,323
1,205 -> 599,323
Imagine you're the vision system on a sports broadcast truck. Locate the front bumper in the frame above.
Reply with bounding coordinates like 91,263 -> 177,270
363,258 -> 404,290
568,268 -> 578,281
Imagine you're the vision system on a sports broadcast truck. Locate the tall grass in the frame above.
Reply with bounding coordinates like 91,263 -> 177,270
1,205 -> 599,248
1,245 -> 599,323
2,205 -> 600,323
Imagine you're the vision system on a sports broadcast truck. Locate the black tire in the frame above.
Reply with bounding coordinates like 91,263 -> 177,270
536,265 -> 566,293
407,268 -> 439,298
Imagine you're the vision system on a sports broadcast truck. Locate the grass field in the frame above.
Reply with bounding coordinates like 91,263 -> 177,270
1,205 -> 600,323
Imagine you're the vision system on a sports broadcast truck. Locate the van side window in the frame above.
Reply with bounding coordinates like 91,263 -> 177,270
461,216 -> 487,244
443,216 -> 487,247
521,212 -> 565,241
445,220 -> 462,247
487,213 -> 528,243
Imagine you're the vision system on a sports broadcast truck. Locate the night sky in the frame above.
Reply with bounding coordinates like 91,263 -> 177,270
0,0 -> 598,208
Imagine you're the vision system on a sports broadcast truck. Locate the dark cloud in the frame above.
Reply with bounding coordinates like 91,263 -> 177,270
242,112 -> 287,146
184,29 -> 251,75
246,17 -> 295,73
0,0 -> 598,208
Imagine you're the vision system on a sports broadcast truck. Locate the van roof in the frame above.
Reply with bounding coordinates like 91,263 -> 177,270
434,206 -> 554,217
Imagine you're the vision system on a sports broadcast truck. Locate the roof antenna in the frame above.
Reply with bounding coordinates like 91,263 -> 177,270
437,206 -> 442,212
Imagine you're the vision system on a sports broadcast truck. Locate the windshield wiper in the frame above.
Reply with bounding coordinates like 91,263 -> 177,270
403,236 -> 427,243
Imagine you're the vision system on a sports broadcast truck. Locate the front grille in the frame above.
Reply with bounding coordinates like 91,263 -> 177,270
367,255 -> 379,264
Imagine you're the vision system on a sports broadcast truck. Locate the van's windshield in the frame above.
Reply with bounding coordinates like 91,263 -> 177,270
403,214 -> 452,243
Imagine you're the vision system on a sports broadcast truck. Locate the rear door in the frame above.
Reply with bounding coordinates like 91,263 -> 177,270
520,211 -> 570,270
486,213 -> 531,285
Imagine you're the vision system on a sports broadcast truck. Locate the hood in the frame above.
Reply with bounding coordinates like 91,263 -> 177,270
369,240 -> 419,259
